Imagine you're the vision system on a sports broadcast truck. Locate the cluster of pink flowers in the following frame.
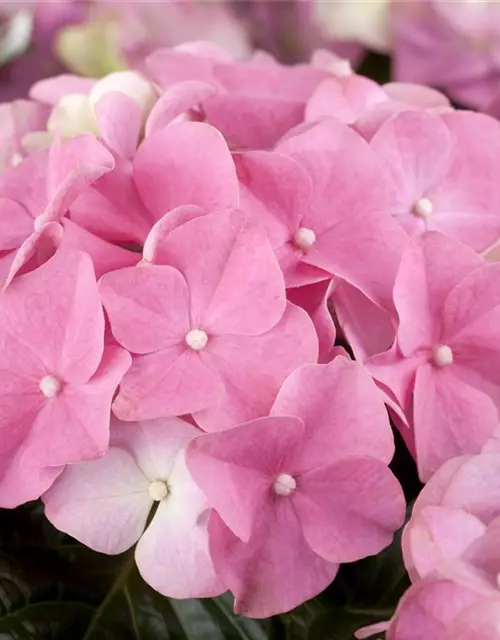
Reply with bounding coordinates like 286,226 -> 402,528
2,40 -> 500,629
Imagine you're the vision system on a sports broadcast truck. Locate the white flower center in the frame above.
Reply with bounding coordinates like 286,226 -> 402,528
39,375 -> 63,398
412,198 -> 433,219
293,227 -> 316,252
148,480 -> 169,502
432,344 -> 454,367
273,473 -> 297,496
185,329 -> 208,351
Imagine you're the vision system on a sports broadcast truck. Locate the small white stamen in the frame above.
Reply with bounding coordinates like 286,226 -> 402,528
10,152 -> 23,167
432,344 -> 454,367
273,473 -> 297,496
185,329 -> 208,351
148,480 -> 169,502
293,227 -> 316,252
39,375 -> 63,398
413,198 -> 433,219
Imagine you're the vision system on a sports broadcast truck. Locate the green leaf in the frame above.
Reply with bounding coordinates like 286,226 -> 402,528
0,503 -> 275,640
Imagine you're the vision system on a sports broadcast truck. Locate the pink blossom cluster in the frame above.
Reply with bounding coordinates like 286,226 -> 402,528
2,42 -> 500,622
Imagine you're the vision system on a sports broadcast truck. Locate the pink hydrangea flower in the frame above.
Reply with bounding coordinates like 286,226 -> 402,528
146,43 -> 332,149
306,75 -> 451,140
370,110 -> 500,252
0,99 -> 49,171
0,248 -> 131,508
382,577 -> 500,640
43,416 -> 223,599
403,448 -> 500,584
0,132 -> 136,287
367,231 -> 500,481
236,118 -> 407,305
99,209 -> 318,429
187,357 -> 405,617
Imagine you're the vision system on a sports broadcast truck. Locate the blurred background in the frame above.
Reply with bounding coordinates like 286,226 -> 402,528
2,0 -> 500,111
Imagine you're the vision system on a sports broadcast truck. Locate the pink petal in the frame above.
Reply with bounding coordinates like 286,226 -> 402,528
370,111 -> 453,222
287,279 -> 336,364
272,357 -> 395,468
99,264 -> 190,354
113,346 -> 224,420
133,121 -> 239,219
43,447 -> 151,554
0,198 -> 34,251
388,579 -> 483,640
20,345 -> 131,468
394,232 -> 482,356
135,451 -> 224,598
445,598 -> 500,640
235,150 -> 312,252
203,94 -> 305,150
151,210 -> 286,336
142,205 -> 205,264
208,506 -> 339,618
70,160 -> 154,245
403,505 -> 487,581
294,458 -> 405,563
186,415 -> 305,542
0,451 -> 62,508
0,248 -> 105,383
277,119 -> 407,307
94,92 -> 142,159
145,80 -> 217,136
428,111 -> 500,251
193,302 -> 318,432
42,134 -> 115,224
333,280 -> 396,362
30,75 -> 95,105
413,364 -> 498,481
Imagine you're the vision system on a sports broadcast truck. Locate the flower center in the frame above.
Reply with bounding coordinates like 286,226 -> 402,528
412,198 -> 433,219
39,375 -> 63,398
432,344 -> 454,367
185,329 -> 208,351
273,473 -> 297,496
293,227 -> 316,252
148,480 -> 169,501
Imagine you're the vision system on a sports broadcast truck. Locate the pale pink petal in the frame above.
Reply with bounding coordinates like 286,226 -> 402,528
403,505 -> 487,581
133,121 -> 239,219
193,303 -> 318,432
142,205 -> 204,264
136,451 -> 224,598
445,598 -> 500,640
110,416 -> 200,481
99,264 -> 190,354
43,447 -> 151,554
186,415 -> 304,542
208,506 -> 339,618
294,458 -> 405,563
94,92 -> 142,159
30,75 -> 95,105
272,357 -> 395,468
0,198 -> 33,251
413,364 -> 498,482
